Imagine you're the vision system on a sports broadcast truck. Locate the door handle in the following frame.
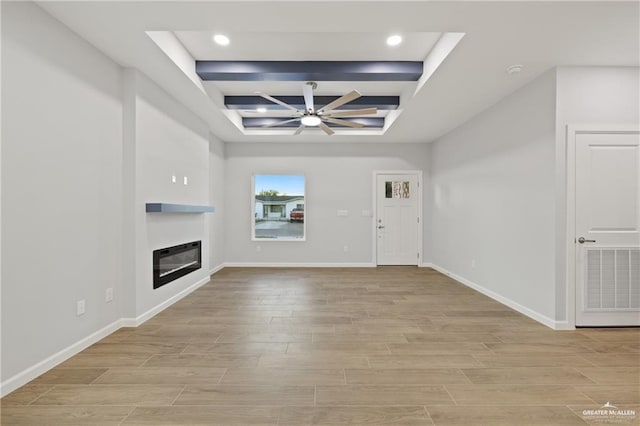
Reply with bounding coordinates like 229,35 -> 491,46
577,237 -> 596,244
377,225 -> 385,229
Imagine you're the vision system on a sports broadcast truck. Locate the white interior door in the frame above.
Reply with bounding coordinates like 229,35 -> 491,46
575,131 -> 640,326
376,173 -> 420,265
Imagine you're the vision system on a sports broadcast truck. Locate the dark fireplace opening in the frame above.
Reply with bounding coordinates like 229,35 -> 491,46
153,240 -> 201,289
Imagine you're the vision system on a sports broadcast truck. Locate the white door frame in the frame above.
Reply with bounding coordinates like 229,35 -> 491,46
372,170 -> 423,266
566,124 -> 640,328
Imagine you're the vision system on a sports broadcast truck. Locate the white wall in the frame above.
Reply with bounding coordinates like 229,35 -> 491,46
225,143 -> 429,265
126,71 -> 212,319
554,67 -> 640,321
209,133 -> 225,271
3,2 -> 634,399
427,70 -> 558,324
1,4 -> 217,394
1,1 -> 123,385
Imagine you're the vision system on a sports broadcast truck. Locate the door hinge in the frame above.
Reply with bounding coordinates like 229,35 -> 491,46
417,217 -> 419,223
417,253 -> 420,258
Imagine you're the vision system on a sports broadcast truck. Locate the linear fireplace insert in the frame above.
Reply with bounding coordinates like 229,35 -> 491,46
153,240 -> 201,289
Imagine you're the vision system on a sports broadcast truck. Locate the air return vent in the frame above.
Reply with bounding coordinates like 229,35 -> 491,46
586,249 -> 640,310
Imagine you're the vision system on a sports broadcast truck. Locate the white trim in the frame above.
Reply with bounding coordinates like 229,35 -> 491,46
371,172 -> 378,264
251,173 -> 307,242
223,262 -> 376,268
119,318 -> 139,328
372,170 -> 423,266
0,319 -> 123,397
209,263 -> 225,275
566,124 -> 640,329
0,272 -> 217,397
122,275 -> 211,327
424,263 -> 566,330
553,321 -> 573,331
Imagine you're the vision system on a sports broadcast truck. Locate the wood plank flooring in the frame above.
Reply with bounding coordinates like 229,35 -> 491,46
2,267 -> 639,425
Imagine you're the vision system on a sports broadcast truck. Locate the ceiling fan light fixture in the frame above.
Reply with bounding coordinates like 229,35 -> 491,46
301,116 -> 322,126
386,34 -> 402,46
213,34 -> 230,46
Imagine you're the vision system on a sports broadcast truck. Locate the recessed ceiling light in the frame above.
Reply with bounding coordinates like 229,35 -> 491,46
213,34 -> 230,46
506,64 -> 524,74
301,116 -> 322,127
386,35 -> 402,47
256,107 -> 267,113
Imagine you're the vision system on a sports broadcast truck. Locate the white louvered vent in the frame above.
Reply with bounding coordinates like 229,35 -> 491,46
586,249 -> 640,310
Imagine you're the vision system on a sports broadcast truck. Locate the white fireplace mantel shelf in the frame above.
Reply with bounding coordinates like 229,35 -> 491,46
145,203 -> 215,213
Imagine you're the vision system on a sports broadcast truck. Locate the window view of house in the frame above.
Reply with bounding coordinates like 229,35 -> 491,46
253,175 -> 305,240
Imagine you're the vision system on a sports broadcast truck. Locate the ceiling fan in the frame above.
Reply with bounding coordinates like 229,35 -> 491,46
257,82 -> 377,135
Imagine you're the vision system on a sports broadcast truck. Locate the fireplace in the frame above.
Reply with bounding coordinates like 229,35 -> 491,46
153,240 -> 201,289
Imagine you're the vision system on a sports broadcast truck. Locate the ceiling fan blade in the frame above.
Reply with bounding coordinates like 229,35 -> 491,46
327,107 -> 377,118
256,92 -> 299,112
319,90 -> 362,113
323,117 -> 364,128
319,122 -> 335,136
293,125 -> 305,135
302,84 -> 315,113
262,118 -> 300,128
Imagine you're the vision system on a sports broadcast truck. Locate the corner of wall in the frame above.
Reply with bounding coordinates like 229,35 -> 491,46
209,132 -> 226,269
423,142 -> 434,264
427,69 -> 558,324
121,68 -> 138,319
428,264 -> 563,330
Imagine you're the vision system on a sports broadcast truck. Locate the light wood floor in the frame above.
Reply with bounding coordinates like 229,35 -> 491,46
2,267 -> 639,425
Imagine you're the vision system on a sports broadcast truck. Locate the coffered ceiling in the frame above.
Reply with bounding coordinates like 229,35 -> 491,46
37,1 -> 639,143
150,29 -> 463,136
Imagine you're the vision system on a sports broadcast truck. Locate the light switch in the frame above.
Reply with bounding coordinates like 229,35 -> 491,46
183,176 -> 188,185
171,175 -> 177,184
361,210 -> 372,217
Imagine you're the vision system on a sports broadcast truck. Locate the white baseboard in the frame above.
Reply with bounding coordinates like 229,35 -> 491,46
0,318 -> 122,397
122,275 -> 211,327
3,262 -> 572,398
119,318 -> 139,328
209,263 -> 224,275
223,262 -> 376,268
423,263 -> 569,330
552,321 -> 573,330
2,273 -> 214,397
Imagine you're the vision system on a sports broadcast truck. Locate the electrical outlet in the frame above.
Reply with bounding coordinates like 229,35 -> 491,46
105,288 -> 113,303
471,259 -> 476,268
76,300 -> 86,316
337,210 -> 349,217
256,245 -> 262,252
343,245 -> 349,252
183,176 -> 188,185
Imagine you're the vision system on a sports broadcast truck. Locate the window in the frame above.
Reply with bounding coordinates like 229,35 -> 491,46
385,181 -> 410,198
252,174 -> 305,241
